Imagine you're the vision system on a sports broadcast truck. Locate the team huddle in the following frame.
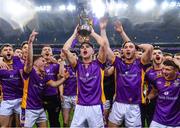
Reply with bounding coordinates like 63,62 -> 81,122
0,18 -> 179,128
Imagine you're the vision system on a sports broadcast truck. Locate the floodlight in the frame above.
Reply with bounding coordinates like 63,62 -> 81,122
67,4 -> 76,11
91,0 -> 106,18
59,5 -> 66,11
135,0 -> 156,12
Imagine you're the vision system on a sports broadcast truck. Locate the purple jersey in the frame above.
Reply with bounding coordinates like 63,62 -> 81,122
145,66 -> 163,94
13,56 -> 24,69
152,75 -> 180,126
0,57 -> 24,100
74,59 -> 106,105
21,68 -> 50,109
44,64 -> 59,96
0,69 -> 23,100
63,65 -> 77,96
113,57 -> 147,104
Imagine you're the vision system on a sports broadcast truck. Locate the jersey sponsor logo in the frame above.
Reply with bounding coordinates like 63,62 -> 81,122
86,72 -> 89,77
69,72 -> 76,78
2,75 -> 20,81
159,95 -> 178,100
45,69 -> 56,76
33,83 -> 44,90
149,72 -> 155,76
157,81 -> 162,84
119,72 -> 138,77
39,83 -> 43,87
79,75 -> 97,82
46,69 -> 50,73
10,74 -> 14,78
46,73 -> 55,76
163,91 -> 169,95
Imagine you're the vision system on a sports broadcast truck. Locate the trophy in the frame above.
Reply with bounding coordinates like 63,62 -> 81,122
78,7 -> 92,37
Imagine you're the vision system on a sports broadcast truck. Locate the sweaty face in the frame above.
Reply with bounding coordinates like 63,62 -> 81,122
14,49 -> 23,58
123,42 -> 136,60
162,65 -> 176,80
80,43 -> 94,59
41,46 -> 53,59
1,46 -> 14,61
152,50 -> 163,65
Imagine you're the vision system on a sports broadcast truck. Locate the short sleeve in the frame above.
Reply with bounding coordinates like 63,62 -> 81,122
112,56 -> 122,68
96,59 -> 105,70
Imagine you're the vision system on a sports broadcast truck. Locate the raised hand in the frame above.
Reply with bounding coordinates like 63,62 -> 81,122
73,25 -> 79,37
90,26 -> 95,36
114,20 -> 124,33
28,30 -> 38,43
99,17 -> 108,30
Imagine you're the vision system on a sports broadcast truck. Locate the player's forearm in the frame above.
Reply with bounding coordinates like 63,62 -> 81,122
49,78 -> 66,87
63,33 -> 76,50
119,31 -> 131,44
59,85 -> 63,95
91,32 -> 106,47
58,61 -> 65,77
25,41 -> 33,73
62,49 -> 77,67
104,66 -> 114,76
100,29 -> 115,62
138,44 -> 153,51
139,44 -> 153,64
147,88 -> 158,100
100,29 -> 110,48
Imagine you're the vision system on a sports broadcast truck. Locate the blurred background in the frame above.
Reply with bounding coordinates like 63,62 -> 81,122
0,0 -> 180,55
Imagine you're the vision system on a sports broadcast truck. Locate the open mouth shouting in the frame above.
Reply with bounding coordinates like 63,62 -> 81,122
126,52 -> 131,58
45,53 -> 50,57
6,53 -> 12,59
83,51 -> 88,55
156,56 -> 160,61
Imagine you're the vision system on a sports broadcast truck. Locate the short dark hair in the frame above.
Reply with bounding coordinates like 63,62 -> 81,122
14,48 -> 22,51
153,46 -> 161,51
0,43 -> 13,51
174,53 -> 180,56
122,41 -> 133,48
21,41 -> 28,48
122,41 -> 140,50
163,60 -> 179,71
80,42 -> 93,49
113,49 -> 120,53
163,52 -> 173,57
42,44 -> 51,49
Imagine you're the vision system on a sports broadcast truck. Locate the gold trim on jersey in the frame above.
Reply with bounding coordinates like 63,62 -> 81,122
141,69 -> 145,104
100,69 -> 106,104
21,77 -> 30,109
